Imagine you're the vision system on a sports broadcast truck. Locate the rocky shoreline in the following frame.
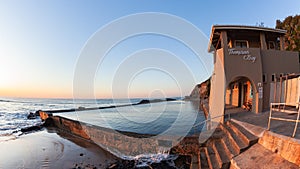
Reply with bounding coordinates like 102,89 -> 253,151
105,155 -> 191,169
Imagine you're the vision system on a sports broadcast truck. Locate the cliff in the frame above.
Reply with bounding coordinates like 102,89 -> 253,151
186,78 -> 211,100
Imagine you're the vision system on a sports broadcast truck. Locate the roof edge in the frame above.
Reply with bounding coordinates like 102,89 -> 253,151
208,25 -> 287,52
212,25 -> 287,34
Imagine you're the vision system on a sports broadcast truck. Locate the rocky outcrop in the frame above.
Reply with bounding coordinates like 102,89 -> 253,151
20,125 -> 43,133
107,155 -> 191,169
186,78 -> 210,100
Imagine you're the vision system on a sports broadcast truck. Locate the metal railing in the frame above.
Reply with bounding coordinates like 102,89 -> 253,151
190,113 -> 229,135
267,102 -> 300,138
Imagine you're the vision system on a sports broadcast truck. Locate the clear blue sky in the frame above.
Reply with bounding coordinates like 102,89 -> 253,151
0,0 -> 299,98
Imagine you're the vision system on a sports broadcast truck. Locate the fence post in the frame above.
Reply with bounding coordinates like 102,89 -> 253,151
267,103 -> 273,130
292,104 -> 300,137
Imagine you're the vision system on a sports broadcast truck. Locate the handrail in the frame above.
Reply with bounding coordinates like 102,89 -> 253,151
192,114 -> 226,128
267,102 -> 300,137
190,113 -> 227,135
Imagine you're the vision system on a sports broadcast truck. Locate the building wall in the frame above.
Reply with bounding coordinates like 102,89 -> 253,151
221,48 -> 299,111
261,50 -> 299,109
209,28 -> 299,117
223,48 -> 263,113
209,49 -> 225,122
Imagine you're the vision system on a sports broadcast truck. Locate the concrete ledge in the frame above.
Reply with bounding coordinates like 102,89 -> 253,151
51,116 -> 91,140
45,115 -> 189,158
231,144 -> 299,169
231,119 -> 265,138
258,131 -> 300,166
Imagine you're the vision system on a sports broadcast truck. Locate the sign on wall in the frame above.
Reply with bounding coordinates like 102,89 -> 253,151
228,49 -> 256,63
258,86 -> 263,99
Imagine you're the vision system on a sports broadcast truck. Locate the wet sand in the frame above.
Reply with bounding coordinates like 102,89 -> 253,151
0,128 -> 118,169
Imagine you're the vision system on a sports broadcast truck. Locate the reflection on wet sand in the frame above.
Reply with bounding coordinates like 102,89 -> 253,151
0,128 -> 118,169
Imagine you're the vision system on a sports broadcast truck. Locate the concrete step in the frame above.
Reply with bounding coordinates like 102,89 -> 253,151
200,147 -> 210,169
213,140 -> 231,169
209,141 -> 222,168
220,135 -> 239,158
206,146 -> 220,169
226,120 -> 258,146
219,124 -> 248,153
231,144 -> 299,169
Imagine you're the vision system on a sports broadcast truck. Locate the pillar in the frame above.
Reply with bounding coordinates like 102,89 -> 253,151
280,36 -> 285,51
260,33 -> 267,50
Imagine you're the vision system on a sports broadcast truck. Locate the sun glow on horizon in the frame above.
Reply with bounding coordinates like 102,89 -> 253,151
0,1 -> 298,99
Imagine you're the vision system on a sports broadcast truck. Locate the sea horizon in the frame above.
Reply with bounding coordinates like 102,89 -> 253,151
0,97 -> 203,136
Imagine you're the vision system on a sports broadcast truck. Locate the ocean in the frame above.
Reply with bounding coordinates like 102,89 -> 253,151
0,97 -> 205,137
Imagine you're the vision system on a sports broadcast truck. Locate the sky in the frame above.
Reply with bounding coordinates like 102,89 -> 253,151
0,0 -> 299,99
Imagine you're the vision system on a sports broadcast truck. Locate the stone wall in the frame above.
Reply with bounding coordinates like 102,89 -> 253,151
259,131 -> 300,166
51,116 -> 90,140
48,115 -> 183,158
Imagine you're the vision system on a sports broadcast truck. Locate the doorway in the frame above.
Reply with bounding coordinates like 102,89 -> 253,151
226,77 -> 254,112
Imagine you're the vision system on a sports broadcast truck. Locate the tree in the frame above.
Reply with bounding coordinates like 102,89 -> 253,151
276,15 -> 300,53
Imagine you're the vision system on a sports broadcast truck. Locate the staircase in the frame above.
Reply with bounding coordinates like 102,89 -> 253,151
178,120 -> 259,169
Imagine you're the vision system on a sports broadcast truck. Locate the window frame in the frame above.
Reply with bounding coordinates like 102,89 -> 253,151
235,40 -> 249,48
268,41 -> 276,50
271,74 -> 276,82
263,74 -> 267,83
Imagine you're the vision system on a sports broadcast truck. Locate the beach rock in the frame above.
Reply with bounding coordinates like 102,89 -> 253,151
137,99 -> 150,104
137,99 -> 166,105
166,98 -> 176,101
43,118 -> 54,127
150,160 -> 177,169
173,155 -> 191,169
105,156 -> 191,169
35,110 -> 41,116
106,160 -> 135,169
27,112 -> 36,119
21,125 -> 43,133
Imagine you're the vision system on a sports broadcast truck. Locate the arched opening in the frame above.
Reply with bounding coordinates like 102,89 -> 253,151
225,76 -> 257,114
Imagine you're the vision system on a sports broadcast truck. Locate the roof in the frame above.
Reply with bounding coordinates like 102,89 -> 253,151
208,25 -> 287,52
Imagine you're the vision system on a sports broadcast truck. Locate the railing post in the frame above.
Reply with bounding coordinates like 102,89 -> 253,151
267,103 -> 273,130
292,103 -> 300,137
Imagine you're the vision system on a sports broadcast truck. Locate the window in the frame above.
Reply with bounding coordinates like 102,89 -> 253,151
263,74 -> 267,83
235,40 -> 248,48
268,41 -> 275,49
280,73 -> 284,78
271,74 -> 276,82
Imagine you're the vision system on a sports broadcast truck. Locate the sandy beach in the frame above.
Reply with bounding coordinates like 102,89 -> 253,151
0,128 -> 118,169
